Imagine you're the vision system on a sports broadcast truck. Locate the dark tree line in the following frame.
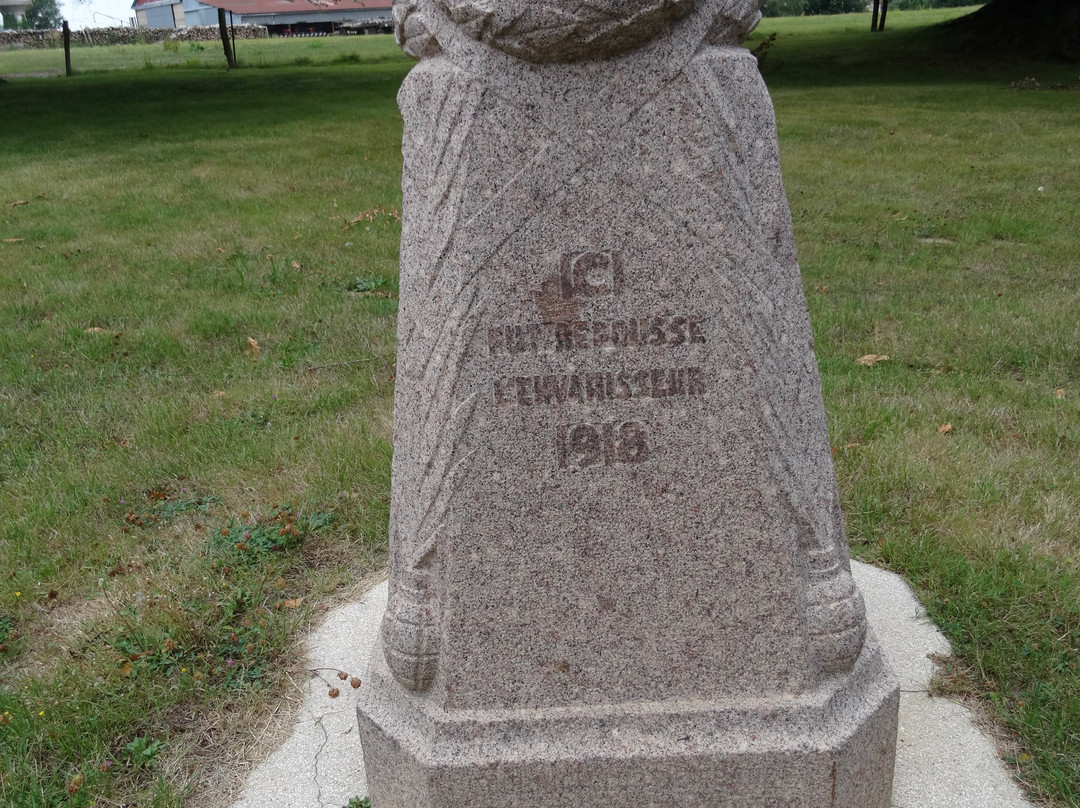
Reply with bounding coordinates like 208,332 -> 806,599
760,0 -> 1078,58
762,0 -> 970,16
945,0 -> 1079,60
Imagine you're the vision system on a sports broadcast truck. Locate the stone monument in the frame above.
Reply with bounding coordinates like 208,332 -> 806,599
357,0 -> 900,804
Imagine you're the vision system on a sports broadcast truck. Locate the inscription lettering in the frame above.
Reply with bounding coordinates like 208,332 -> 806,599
493,366 -> 705,407
555,421 -> 650,468
487,314 -> 707,356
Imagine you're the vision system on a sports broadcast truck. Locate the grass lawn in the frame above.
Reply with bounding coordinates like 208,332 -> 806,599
0,33 -> 405,75
750,8 -> 1080,806
0,40 -> 412,808
1,9 -> 1079,807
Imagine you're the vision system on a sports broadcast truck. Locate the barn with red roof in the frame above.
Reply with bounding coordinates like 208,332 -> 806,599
131,0 -> 393,36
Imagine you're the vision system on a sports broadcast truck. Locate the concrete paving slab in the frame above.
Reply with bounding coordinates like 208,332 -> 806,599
230,582 -> 388,808
892,692 -> 1028,808
852,562 -> 1032,808
851,561 -> 951,691
229,564 -> 1033,808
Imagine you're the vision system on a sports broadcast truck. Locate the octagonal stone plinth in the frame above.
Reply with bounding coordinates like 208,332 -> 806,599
358,634 -> 898,807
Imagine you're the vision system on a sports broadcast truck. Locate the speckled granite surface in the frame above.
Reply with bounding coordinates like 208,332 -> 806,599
357,0 -> 899,804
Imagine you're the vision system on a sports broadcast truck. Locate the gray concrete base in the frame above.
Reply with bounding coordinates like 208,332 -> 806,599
228,563 -> 1033,808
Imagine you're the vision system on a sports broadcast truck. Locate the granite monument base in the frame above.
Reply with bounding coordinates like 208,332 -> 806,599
357,635 -> 898,807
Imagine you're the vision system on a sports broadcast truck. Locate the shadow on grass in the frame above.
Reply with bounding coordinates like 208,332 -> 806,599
3,19 -> 1074,158
0,61 -> 413,157
751,14 -> 1080,90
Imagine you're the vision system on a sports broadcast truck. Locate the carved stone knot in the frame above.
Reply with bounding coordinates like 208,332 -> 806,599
435,0 -> 701,63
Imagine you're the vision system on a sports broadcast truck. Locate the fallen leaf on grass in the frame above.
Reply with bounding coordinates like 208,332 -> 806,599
84,327 -> 108,334
856,354 -> 889,366
10,200 -> 28,207
349,205 -> 402,225
1055,389 -> 1065,399
65,773 -> 83,795
938,423 -> 953,434
277,597 -> 304,610
290,260 -> 302,270
247,337 -> 260,359
120,662 -> 133,677
211,390 -> 225,397
2,238 -> 24,243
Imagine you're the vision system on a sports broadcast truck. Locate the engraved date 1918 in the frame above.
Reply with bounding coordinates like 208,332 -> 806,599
555,421 -> 650,469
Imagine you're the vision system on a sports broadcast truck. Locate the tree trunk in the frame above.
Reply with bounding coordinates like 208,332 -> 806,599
217,8 -> 236,69
878,0 -> 888,32
945,0 -> 1080,60
871,0 -> 879,32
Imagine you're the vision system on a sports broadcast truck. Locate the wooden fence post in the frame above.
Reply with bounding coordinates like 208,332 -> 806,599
63,20 -> 72,76
229,10 -> 237,66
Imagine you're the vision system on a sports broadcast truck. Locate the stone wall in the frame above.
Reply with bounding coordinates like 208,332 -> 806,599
0,25 -> 268,50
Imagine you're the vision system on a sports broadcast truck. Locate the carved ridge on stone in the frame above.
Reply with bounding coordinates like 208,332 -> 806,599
703,0 -> 763,46
394,0 -> 442,59
680,48 -> 867,675
435,0 -> 701,63
381,560 -> 441,691
380,62 -> 489,692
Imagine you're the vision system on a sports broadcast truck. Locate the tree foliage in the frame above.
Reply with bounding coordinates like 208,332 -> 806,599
802,0 -> 865,13
761,0 -> 805,17
762,0 -> 863,15
944,0 -> 1079,60
17,0 -> 63,29
763,0 -> 977,16
890,0 -> 972,8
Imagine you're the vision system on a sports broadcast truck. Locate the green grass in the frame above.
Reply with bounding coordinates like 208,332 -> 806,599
749,8 -> 1080,806
0,10 -> 1078,808
0,54 -> 410,806
0,33 -> 405,75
